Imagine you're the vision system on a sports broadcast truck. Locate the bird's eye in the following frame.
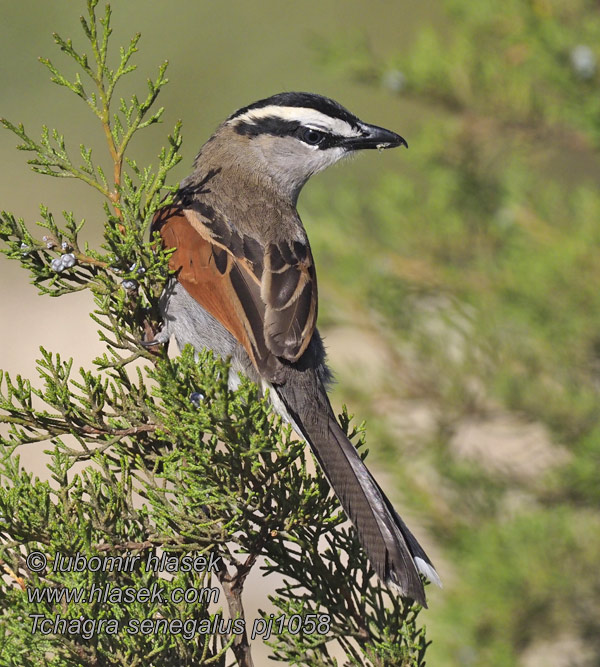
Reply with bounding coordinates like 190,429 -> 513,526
299,127 -> 325,145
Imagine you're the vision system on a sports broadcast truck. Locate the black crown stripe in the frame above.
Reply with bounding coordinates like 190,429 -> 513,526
228,92 -> 360,130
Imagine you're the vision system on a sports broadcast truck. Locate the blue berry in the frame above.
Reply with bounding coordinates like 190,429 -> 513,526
51,257 -> 65,272
190,392 -> 205,407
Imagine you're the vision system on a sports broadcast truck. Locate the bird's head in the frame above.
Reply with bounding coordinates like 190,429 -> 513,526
195,92 -> 407,203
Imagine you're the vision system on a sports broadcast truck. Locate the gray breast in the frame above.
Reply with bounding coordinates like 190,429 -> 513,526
158,278 -> 259,387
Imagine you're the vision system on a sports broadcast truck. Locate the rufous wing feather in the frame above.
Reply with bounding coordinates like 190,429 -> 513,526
152,205 -> 318,380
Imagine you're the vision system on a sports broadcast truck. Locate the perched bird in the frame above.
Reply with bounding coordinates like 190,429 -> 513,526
151,92 -> 440,605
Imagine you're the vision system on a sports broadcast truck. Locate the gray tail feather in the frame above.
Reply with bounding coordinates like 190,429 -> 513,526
274,379 -> 440,606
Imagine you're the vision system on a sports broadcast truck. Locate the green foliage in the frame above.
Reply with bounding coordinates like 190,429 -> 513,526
0,2 -> 428,665
439,510 -> 600,665
310,1 -> 600,664
317,0 -> 600,143
406,0 -> 600,141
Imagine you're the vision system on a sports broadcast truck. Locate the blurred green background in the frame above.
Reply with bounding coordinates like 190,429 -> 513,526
2,1 -> 600,665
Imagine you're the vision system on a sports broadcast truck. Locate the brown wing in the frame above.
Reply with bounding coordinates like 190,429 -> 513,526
261,240 -> 317,360
152,204 -> 317,380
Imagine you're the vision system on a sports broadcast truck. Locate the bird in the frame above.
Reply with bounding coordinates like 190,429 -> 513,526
150,92 -> 441,605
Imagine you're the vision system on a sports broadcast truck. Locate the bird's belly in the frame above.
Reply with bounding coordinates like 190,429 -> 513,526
159,278 -> 238,358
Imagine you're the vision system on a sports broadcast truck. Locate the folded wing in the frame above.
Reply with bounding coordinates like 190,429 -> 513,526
152,204 -> 318,382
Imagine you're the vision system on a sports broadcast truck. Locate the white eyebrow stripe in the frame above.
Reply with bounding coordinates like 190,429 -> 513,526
229,105 -> 363,138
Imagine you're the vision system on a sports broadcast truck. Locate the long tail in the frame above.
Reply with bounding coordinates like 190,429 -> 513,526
274,370 -> 440,606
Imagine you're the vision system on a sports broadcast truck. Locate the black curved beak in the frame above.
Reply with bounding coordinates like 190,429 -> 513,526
343,123 -> 408,151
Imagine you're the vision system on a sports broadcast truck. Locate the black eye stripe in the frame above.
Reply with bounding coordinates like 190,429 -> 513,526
234,116 -> 342,149
234,117 -> 300,138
